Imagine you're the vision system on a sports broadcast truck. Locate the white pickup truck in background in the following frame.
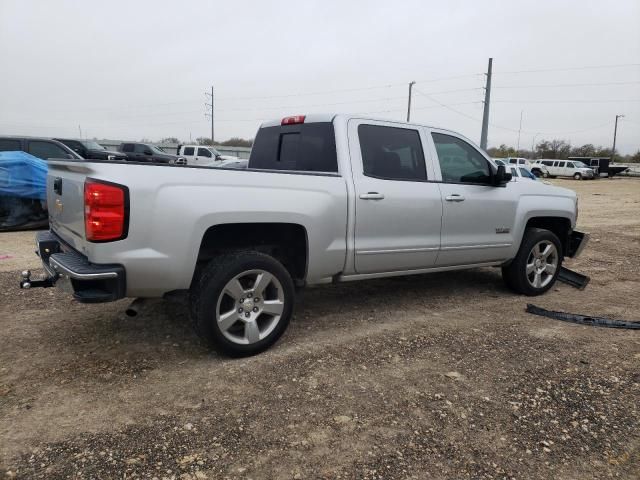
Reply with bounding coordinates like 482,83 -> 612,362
176,144 -> 240,167
21,114 -> 588,356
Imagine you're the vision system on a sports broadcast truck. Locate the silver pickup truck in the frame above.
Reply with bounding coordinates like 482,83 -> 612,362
21,114 -> 588,356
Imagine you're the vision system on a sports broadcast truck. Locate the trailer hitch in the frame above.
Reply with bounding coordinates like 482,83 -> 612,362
19,270 -> 56,289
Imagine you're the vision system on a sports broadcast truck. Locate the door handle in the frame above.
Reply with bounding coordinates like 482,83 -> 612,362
359,192 -> 385,200
445,194 -> 465,202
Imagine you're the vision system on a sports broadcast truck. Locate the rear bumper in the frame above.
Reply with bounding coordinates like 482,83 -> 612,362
566,230 -> 589,258
25,231 -> 126,303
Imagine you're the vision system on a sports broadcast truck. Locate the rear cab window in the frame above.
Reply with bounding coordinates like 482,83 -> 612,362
249,122 -> 338,173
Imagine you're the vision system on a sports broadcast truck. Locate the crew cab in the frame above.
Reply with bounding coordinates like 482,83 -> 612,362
20,114 -> 588,356
55,138 -> 127,161
176,145 -> 240,167
118,142 -> 185,164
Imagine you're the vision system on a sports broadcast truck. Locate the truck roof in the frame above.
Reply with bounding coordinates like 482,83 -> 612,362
259,113 -> 463,137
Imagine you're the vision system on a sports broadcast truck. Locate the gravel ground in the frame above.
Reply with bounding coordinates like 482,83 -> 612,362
1,178 -> 639,480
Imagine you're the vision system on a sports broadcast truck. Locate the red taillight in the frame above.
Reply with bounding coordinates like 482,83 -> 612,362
281,115 -> 306,125
84,180 -> 127,242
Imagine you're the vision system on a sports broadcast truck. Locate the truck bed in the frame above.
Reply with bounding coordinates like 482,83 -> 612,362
47,160 -> 349,297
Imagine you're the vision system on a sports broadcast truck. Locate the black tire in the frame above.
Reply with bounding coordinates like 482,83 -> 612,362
502,228 -> 563,296
190,251 -> 295,357
531,169 -> 542,178
573,173 -> 582,180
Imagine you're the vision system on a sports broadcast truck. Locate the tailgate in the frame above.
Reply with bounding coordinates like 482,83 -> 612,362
46,161 -> 95,251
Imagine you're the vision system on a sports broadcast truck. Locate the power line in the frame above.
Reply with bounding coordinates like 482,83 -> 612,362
493,63 -> 640,75
492,99 -> 640,104
493,80 -> 640,89
414,88 -> 484,123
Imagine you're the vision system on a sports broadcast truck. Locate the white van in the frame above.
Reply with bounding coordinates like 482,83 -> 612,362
176,145 -> 240,167
532,159 -> 595,180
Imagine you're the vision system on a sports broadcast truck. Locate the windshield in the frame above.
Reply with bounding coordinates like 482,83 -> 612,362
82,140 -> 105,150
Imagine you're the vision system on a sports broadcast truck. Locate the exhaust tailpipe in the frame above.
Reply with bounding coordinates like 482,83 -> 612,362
125,298 -> 147,317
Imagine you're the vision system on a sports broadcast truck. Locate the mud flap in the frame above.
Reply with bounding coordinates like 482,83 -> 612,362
557,266 -> 590,290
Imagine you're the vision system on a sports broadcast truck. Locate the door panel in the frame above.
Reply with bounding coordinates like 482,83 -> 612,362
349,120 -> 442,274
429,131 -> 518,266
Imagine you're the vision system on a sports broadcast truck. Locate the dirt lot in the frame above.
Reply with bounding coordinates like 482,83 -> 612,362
1,178 -> 639,479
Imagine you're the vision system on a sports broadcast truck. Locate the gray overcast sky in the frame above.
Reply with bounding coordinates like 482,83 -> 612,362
1,0 -> 639,153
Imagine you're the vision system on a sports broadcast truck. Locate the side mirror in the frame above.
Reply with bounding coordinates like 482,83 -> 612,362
494,165 -> 512,186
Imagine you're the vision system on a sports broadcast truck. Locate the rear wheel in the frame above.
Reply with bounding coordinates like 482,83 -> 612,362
573,172 -> 582,180
190,251 -> 295,356
502,228 -> 562,296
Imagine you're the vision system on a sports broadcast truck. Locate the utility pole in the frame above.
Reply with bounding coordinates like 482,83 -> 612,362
531,132 -> 541,158
480,57 -> 493,150
78,125 -> 82,139
516,110 -> 523,153
611,114 -> 624,162
205,86 -> 214,144
406,81 -> 416,122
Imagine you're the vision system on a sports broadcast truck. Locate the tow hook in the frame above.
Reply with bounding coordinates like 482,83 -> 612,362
19,270 -> 56,289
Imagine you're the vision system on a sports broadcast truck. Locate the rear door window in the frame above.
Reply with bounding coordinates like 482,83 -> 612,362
183,147 -> 195,156
134,144 -> 148,154
358,124 -> 426,181
27,141 -> 70,160
121,144 -> 134,152
0,139 -> 21,151
249,122 -> 338,173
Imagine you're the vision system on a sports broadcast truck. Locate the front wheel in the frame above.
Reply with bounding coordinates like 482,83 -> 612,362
502,228 -> 562,296
542,171 -> 550,178
573,173 -> 582,180
190,251 -> 295,356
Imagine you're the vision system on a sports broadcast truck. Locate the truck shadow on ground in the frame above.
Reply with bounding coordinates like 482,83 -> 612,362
45,267 -> 511,358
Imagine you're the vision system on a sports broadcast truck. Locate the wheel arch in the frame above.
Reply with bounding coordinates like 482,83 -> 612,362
524,216 -> 572,256
193,222 -> 309,285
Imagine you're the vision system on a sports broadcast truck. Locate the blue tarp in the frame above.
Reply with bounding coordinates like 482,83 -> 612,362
0,151 -> 48,200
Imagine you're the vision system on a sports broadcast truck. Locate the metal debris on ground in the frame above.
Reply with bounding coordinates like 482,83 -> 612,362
526,304 -> 640,330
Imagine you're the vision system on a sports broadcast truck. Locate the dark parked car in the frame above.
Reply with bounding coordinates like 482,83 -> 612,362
54,138 -> 127,161
0,136 -> 83,160
118,142 -> 185,164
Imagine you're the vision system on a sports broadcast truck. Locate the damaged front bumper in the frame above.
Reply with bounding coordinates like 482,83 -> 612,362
19,231 -> 126,303
566,230 -> 589,258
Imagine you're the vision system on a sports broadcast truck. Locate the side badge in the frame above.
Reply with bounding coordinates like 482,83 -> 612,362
495,227 -> 510,234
